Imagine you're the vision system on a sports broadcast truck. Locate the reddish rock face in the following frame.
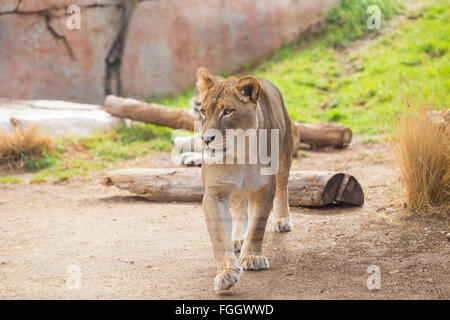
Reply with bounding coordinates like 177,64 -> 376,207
0,3 -> 122,104
0,0 -> 19,12
0,0 -> 337,104
16,0 -> 121,12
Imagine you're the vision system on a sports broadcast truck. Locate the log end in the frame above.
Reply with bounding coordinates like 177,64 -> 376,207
321,173 -> 345,206
335,175 -> 364,206
341,128 -> 353,147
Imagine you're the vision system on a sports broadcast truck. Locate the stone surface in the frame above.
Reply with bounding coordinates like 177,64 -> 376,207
0,2 -> 122,104
0,99 -> 122,137
15,0 -> 121,12
0,0 -> 19,13
0,0 -> 338,103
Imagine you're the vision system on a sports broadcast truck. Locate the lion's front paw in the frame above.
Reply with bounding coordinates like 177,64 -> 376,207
232,239 -> 244,253
272,217 -> 292,232
214,266 -> 242,292
240,254 -> 270,271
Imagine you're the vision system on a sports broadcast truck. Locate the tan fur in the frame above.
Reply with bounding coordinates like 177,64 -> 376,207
197,67 -> 293,291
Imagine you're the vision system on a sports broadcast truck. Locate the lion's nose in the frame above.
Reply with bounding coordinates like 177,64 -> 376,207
202,135 -> 216,145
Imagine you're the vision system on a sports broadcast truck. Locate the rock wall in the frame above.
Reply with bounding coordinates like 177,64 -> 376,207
0,0 -> 338,104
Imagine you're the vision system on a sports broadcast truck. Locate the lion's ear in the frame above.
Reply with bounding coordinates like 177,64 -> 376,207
196,67 -> 210,79
235,76 -> 260,103
196,67 -> 214,95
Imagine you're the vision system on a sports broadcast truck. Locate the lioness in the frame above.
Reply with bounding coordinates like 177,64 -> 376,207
197,68 -> 293,291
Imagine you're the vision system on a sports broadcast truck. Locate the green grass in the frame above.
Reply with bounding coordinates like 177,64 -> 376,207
322,0 -> 402,47
28,123 -> 173,183
0,176 -> 22,184
256,0 -> 448,134
156,0 -> 448,135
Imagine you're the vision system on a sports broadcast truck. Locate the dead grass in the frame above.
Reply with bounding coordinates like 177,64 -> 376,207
0,125 -> 55,169
394,107 -> 450,215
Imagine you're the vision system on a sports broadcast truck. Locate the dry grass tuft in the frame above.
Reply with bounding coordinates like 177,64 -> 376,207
0,125 -> 55,169
394,107 -> 450,215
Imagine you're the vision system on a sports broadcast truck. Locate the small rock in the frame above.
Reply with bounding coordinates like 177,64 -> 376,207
426,278 -> 435,284
127,260 -> 135,265
446,233 -> 450,241
389,269 -> 399,275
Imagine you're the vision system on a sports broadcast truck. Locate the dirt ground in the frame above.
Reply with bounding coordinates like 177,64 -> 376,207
0,136 -> 448,299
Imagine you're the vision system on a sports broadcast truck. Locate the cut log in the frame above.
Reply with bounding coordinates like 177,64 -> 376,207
103,168 -> 204,202
294,122 -> 352,148
334,174 -> 365,206
288,171 -> 345,206
104,95 -> 196,131
103,168 -> 364,207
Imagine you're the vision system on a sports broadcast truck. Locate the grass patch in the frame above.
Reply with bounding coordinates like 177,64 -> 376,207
27,123 -> 173,183
0,176 -> 22,184
394,107 -> 449,215
322,0 -> 402,47
0,125 -> 55,169
254,0 -> 448,134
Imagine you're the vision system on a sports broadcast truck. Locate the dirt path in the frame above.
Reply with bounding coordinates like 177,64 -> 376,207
0,137 -> 448,299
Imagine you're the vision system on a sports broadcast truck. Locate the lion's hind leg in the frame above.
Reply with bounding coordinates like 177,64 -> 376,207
272,155 -> 292,232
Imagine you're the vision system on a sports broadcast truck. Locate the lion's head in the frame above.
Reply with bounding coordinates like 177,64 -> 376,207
196,67 -> 261,151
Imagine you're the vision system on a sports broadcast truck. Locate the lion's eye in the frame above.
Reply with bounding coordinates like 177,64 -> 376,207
223,108 -> 234,116
200,108 -> 206,116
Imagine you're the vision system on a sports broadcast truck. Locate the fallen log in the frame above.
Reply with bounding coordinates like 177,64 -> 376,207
103,168 -> 364,207
104,95 -> 196,131
103,95 -> 353,149
288,171 -> 345,206
294,122 -> 352,148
